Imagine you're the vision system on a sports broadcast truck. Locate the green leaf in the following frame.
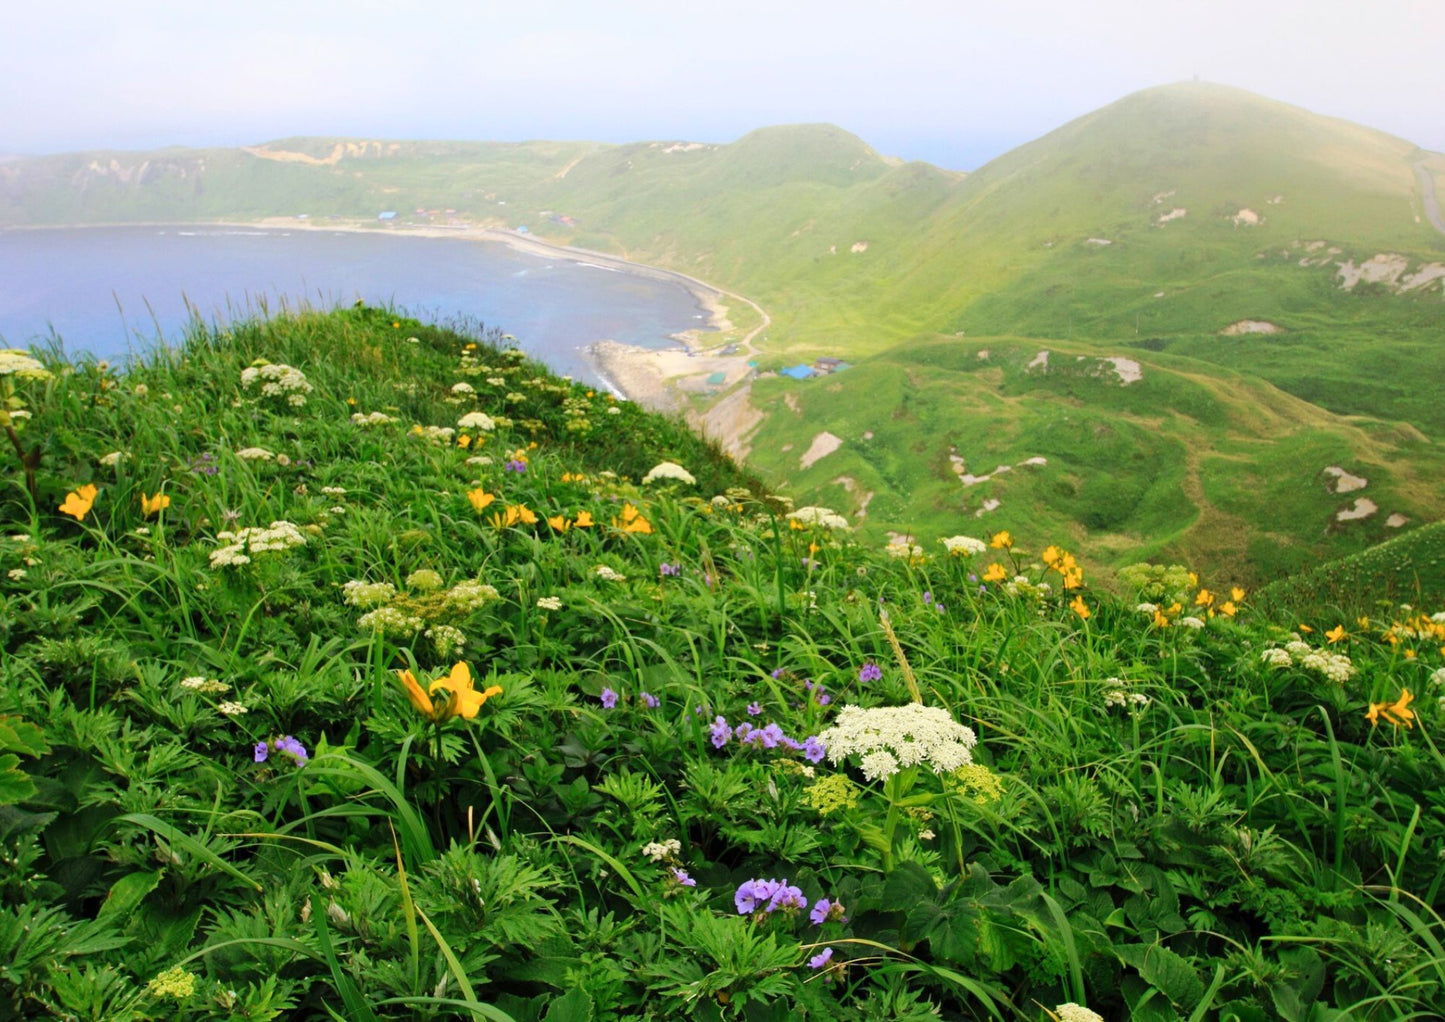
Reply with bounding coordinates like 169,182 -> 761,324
0,717 -> 48,757
882,862 -> 937,907
543,987 -> 594,1022
1117,942 -> 1205,1008
97,869 -> 163,921
0,753 -> 38,805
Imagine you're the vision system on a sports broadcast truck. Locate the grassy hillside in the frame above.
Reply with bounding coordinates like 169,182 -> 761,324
3,82 -> 1442,581
3,308 -> 1445,1019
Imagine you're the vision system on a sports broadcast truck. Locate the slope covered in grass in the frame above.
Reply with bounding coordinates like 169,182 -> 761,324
2,310 -> 1445,1019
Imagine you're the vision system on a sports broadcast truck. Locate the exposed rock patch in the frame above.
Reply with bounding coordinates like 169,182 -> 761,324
1336,498 -> 1377,522
1386,513 -> 1409,528
1221,320 -> 1283,335
850,241 -> 869,253
1155,208 -> 1187,225
799,431 -> 844,470
1232,209 -> 1260,226
1323,466 -> 1368,493
975,498 -> 1001,517
1103,357 -> 1142,385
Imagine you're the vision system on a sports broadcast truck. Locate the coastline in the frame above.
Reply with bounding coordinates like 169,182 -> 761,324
9,217 -> 765,412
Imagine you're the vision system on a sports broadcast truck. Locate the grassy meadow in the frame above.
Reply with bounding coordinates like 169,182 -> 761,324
2,309 -> 1445,1019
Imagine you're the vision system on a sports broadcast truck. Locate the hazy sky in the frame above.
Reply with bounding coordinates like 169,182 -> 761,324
3,0 -> 1441,170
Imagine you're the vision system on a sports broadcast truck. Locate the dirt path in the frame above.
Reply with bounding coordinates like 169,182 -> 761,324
1415,160 -> 1445,238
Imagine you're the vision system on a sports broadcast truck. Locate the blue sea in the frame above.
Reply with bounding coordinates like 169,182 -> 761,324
0,226 -> 711,386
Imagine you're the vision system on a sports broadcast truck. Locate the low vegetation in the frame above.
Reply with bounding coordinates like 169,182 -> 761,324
1,309 -> 1443,1019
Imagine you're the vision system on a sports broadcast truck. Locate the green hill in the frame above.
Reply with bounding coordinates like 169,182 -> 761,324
2,82 -> 1442,584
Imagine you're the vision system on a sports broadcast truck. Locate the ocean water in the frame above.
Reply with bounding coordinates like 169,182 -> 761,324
0,226 -> 710,385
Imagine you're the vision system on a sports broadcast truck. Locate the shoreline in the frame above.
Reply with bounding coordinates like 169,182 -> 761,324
8,217 -> 769,412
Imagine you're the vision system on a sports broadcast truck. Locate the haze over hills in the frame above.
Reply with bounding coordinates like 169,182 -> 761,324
4,81 -> 1443,583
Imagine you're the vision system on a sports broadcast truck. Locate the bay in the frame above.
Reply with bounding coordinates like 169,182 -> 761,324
0,226 -> 711,386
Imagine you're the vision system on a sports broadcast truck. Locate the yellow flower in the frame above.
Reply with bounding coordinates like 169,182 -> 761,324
513,504 -> 538,525
1153,611 -> 1171,628
1231,587 -> 1246,603
59,484 -> 99,521
1070,595 -> 1091,620
140,492 -> 171,516
982,562 -> 1008,583
1188,572 -> 1199,587
458,434 -> 472,449
466,489 -> 496,513
547,514 -> 570,532
1219,601 -> 1238,617
1041,545 -> 1061,566
1298,623 -> 1313,633
398,662 -> 502,723
573,509 -> 595,528
1325,625 -> 1346,644
1356,616 -> 1370,629
1366,689 -> 1415,728
989,531 -> 1012,549
613,502 -> 652,534
1195,589 -> 1214,608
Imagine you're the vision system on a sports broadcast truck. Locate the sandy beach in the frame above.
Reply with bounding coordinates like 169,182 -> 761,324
220,217 -> 768,414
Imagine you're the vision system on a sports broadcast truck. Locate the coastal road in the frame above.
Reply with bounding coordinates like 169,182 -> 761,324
1415,160 -> 1445,238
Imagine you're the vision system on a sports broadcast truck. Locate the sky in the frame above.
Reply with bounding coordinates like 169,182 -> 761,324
2,0 -> 1442,171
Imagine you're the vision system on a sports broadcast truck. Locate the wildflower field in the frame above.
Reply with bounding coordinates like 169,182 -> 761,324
2,307 -> 1444,1020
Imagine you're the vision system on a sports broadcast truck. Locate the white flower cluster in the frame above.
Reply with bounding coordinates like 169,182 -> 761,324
818,703 -> 978,782
451,382 -> 475,395
1261,638 -> 1355,683
1261,648 -> 1293,669
236,447 -> 275,461
465,455 -> 494,467
1179,616 -> 1206,630
0,349 -> 52,380
342,580 -> 397,608
1102,677 -> 1150,710
641,838 -> 681,862
487,376 -> 507,386
217,701 -> 248,716
180,676 -> 230,694
414,425 -> 456,445
209,521 -> 307,568
885,541 -> 924,559
446,580 -> 500,613
1056,1005 -> 1105,1022
1431,667 -> 1445,686
594,565 -> 627,582
1003,575 -> 1052,599
426,625 -> 467,659
787,506 -> 849,529
940,535 -> 987,556
536,596 -> 563,611
357,606 -> 425,636
240,362 -> 313,407
457,411 -> 496,431
642,461 -> 696,485
350,411 -> 396,428
321,486 -> 347,496
1135,602 -> 1159,615
98,451 -> 131,467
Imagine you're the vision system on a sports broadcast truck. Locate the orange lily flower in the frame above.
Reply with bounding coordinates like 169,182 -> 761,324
140,492 -> 171,516
1325,625 -> 1347,644
467,489 -> 496,513
573,509 -> 595,528
1070,595 -> 1091,620
982,563 -> 1008,583
989,531 -> 1012,550
398,662 -> 503,723
1366,689 -> 1415,728
59,484 -> 99,521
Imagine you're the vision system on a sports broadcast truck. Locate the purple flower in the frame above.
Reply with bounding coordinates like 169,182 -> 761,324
710,715 -> 731,748
923,591 -> 932,605
758,723 -> 786,749
808,947 -> 834,969
254,742 -> 269,763
735,722 -> 756,743
273,735 -> 309,764
858,662 -> 882,683
818,693 -> 832,706
504,459 -> 527,473
768,881 -> 807,913
810,899 -> 832,925
671,867 -> 696,888
779,735 -> 802,751
936,603 -> 946,614
771,668 -> 785,680
600,687 -> 618,709
747,701 -> 762,717
659,562 -> 681,577
967,573 -> 978,582
640,691 -> 659,709
734,879 -> 766,914
803,735 -> 826,763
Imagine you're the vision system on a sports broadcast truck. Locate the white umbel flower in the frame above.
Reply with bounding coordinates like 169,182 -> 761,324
787,506 -> 849,529
642,461 -> 696,485
457,411 -> 496,431
818,703 -> 978,781
940,535 -> 987,556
